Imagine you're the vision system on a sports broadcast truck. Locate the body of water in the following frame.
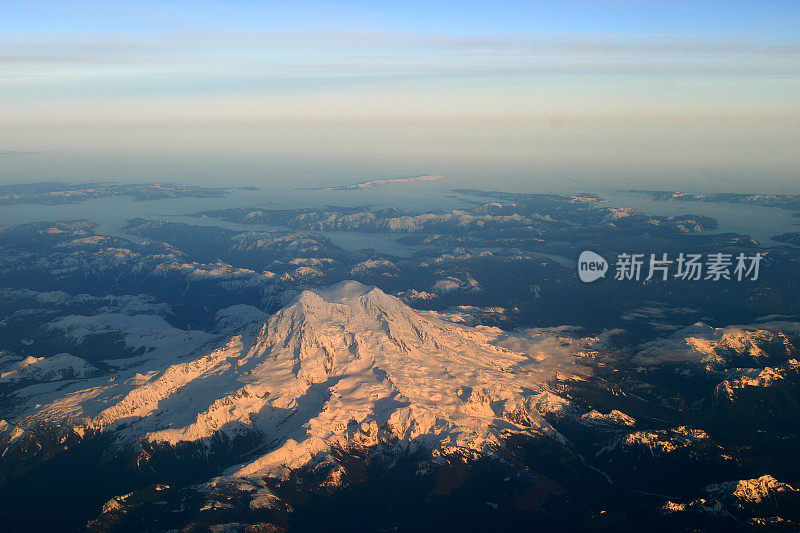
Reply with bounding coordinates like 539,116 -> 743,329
0,181 -> 797,257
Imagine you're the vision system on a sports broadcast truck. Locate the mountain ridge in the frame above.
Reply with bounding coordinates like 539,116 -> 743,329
7,281 -> 591,483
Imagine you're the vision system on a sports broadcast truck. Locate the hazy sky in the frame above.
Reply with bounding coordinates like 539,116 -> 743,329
2,1 -> 799,191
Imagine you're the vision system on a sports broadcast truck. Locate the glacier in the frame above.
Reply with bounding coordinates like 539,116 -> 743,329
5,281 -> 595,483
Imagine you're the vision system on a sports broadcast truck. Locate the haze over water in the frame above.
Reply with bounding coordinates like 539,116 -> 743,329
2,1 -> 799,194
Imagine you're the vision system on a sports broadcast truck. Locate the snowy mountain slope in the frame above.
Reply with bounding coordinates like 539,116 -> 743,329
5,281 -> 592,481
0,353 -> 97,383
635,321 -> 800,366
1,307 -> 256,426
705,475 -> 799,506
662,475 -> 800,525
45,308 -> 260,368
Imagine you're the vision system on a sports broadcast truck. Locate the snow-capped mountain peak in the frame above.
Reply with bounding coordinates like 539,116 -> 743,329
10,281 -> 588,482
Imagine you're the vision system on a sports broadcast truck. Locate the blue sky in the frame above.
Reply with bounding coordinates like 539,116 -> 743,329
1,1 -> 799,190
3,1 -> 799,39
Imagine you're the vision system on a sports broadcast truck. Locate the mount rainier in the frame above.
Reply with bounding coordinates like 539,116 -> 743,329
3,281 -> 591,486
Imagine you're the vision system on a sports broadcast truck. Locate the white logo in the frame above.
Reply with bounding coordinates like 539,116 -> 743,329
578,251 -> 608,282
